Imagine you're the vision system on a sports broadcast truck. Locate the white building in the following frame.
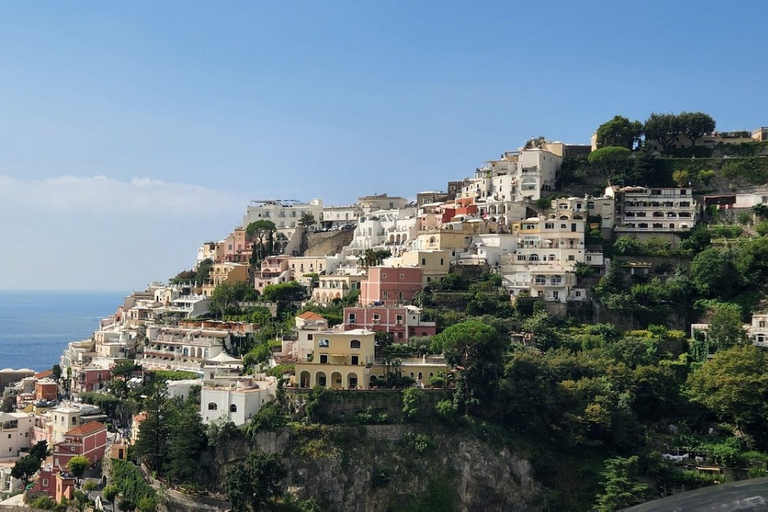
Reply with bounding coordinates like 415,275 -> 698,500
613,186 -> 698,234
201,375 -> 277,426
0,412 -> 34,459
242,199 -> 324,230
348,208 -> 418,252
321,204 -> 362,228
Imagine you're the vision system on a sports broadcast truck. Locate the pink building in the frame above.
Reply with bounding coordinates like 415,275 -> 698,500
360,267 -> 423,306
51,421 -> 108,470
254,256 -> 292,291
344,305 -> 436,342
72,368 -> 110,394
222,228 -> 253,264
30,466 -> 75,502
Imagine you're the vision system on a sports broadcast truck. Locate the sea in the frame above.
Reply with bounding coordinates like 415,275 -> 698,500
0,290 -> 125,372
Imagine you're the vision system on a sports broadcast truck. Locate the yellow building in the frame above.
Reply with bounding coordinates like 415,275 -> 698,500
387,250 -> 451,287
295,329 -> 376,389
312,273 -> 365,304
202,263 -> 250,297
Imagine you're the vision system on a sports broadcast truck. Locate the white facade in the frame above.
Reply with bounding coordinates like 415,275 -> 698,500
460,147 -> 562,204
321,205 -> 362,227
748,313 -> 768,347
348,208 -> 418,251
0,412 -> 34,459
201,375 -> 277,426
614,187 -> 698,233
0,459 -> 22,499
242,199 -> 324,230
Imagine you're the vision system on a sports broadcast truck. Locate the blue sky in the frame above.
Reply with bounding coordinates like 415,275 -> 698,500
1,1 -> 766,290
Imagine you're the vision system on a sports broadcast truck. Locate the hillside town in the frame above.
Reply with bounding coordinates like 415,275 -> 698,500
4,115 -> 768,511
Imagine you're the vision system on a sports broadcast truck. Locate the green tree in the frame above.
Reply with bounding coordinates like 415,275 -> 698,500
134,383 -> 170,475
358,248 -> 392,268
67,455 -> 90,479
29,440 -> 48,461
402,387 -> 424,420
109,361 -> 142,399
225,451 -> 287,512
706,304 -> 748,353
195,258 -> 214,286
587,146 -> 632,179
644,112 -> 681,150
595,115 -> 643,149
298,212 -> 316,228
165,401 -> 207,484
261,281 -> 307,303
594,456 -> 653,512
690,247 -> 741,298
688,344 -> 768,436
246,220 -> 277,267
431,320 -> 506,415
11,454 -> 41,487
210,281 -> 260,317
678,111 -> 716,148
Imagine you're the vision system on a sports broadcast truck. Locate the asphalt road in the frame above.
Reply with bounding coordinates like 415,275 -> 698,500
623,477 -> 768,511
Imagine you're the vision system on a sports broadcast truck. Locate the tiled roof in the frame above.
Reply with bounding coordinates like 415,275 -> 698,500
297,312 -> 324,321
35,370 -> 53,379
66,421 -> 106,437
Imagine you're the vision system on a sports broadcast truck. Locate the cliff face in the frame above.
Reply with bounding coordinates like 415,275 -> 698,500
201,425 -> 542,512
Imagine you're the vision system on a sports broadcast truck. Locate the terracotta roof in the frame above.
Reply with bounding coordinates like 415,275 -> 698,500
35,370 -> 53,379
66,421 -> 106,437
297,312 -> 325,321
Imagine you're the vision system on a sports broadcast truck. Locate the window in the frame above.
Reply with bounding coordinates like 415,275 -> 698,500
535,275 -> 546,285
568,255 -> 575,261
517,255 -> 526,261
545,223 -> 554,229
350,340 -> 361,349
208,403 -> 218,410
421,258 -> 426,265
348,314 -> 356,324
307,334 -> 313,340
320,355 -> 328,364
230,404 -> 237,413
351,355 -> 359,365
318,339 -> 329,348
529,254 -> 539,261
382,273 -> 387,279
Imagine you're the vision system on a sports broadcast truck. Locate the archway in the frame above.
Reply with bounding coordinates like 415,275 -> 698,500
347,372 -> 358,389
299,371 -> 311,388
316,371 -> 327,388
331,371 -> 343,389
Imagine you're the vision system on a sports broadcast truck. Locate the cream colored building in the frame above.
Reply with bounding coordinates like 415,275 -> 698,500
358,194 -> 409,212
242,199 -> 323,230
313,273 -> 365,304
288,256 -> 330,281
295,329 -> 376,389
202,262 -> 250,297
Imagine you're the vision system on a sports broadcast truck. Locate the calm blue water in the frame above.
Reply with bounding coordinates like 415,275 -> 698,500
0,291 -> 125,371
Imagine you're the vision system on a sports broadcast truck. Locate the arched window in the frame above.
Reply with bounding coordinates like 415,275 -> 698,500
535,275 -> 546,285
529,254 -> 539,261
229,404 -> 237,413
207,403 -> 217,411
350,340 -> 361,349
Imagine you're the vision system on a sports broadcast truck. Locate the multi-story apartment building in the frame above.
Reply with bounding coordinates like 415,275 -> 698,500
360,267 -> 423,306
222,228 -> 251,263
196,241 -> 218,266
313,273 -> 365,304
0,412 -> 34,459
358,194 -> 409,212
51,421 -> 108,470
202,262 -> 249,297
141,322 -> 241,371
613,187 -> 699,243
288,256 -> 329,282
460,147 -> 562,204
295,329 -> 377,389
242,199 -> 324,230
385,250 -> 451,287
344,305 -> 436,341
253,256 -> 291,291
748,313 -> 768,347
321,204 -> 362,229
349,208 -> 418,251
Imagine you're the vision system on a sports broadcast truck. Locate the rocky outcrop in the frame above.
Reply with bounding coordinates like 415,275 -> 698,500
303,230 -> 355,257
203,425 -> 542,512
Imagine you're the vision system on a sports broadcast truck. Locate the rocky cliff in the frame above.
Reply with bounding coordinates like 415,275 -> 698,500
200,424 -> 542,512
